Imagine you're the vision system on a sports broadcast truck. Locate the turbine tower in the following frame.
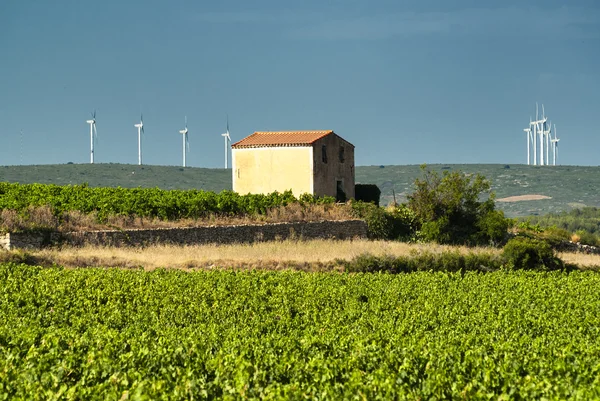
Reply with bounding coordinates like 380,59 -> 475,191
540,105 -> 549,165
179,116 -> 189,167
134,114 -> 144,165
86,111 -> 97,164
221,116 -> 231,169
524,125 -> 532,165
551,124 -> 560,165
545,120 -> 551,166
532,104 -> 538,165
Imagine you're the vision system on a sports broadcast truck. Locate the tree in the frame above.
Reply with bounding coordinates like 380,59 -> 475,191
407,165 -> 508,245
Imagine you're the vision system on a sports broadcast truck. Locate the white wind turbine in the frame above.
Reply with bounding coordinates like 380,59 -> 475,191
551,124 -> 560,165
524,117 -> 533,165
538,104 -> 548,165
86,110 -> 98,164
179,116 -> 189,167
545,119 -> 552,166
221,116 -> 231,169
541,105 -> 550,165
531,104 -> 538,165
134,114 -> 144,165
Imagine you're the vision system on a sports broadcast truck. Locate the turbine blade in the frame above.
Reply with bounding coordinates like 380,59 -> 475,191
226,114 -> 229,133
185,115 -> 187,128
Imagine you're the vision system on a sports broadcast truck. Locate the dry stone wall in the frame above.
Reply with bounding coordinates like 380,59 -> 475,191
1,220 -> 367,250
0,232 -> 51,250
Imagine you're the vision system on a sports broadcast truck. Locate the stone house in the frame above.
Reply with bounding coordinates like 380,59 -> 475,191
231,130 -> 355,200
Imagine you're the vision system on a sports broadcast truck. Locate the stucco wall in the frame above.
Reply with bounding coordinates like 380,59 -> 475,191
232,147 -> 313,197
1,220 -> 368,250
312,134 -> 355,199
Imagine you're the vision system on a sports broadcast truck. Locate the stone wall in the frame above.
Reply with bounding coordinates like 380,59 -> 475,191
556,241 -> 600,255
1,220 -> 368,250
0,232 -> 51,250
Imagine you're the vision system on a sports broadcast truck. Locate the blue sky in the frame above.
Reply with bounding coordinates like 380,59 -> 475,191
1,0 -> 599,167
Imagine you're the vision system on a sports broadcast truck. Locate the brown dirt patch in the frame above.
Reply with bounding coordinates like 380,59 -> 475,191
496,194 -> 552,202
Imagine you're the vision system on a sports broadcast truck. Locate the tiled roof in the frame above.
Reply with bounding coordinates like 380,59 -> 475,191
231,130 -> 334,148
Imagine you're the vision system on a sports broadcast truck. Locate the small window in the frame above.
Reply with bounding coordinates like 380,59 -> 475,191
322,145 -> 328,163
339,146 -> 345,163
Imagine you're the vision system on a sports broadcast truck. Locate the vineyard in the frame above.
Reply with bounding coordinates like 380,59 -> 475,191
0,182 -> 334,222
2,264 -> 600,399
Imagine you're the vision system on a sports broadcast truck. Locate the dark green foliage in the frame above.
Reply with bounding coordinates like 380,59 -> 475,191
354,184 -> 381,206
386,204 -> 418,241
408,165 -> 508,245
574,230 -> 599,246
0,182 -> 335,223
350,201 -> 392,239
340,251 -> 501,273
502,237 -> 565,271
476,209 -> 510,245
350,202 -> 416,240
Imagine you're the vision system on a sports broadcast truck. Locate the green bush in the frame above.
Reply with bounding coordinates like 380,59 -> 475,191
407,165 -> 509,246
340,251 -> 501,273
387,204 -> 418,241
354,184 -> 381,206
502,237 -> 564,271
476,209 -> 510,245
537,226 -> 572,248
351,202 -> 419,241
351,202 -> 394,240
574,230 -> 599,247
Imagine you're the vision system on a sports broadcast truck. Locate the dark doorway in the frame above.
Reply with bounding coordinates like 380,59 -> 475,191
336,180 -> 346,202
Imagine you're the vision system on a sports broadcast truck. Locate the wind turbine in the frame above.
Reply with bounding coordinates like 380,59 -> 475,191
545,119 -> 551,166
551,124 -> 560,165
524,124 -> 532,165
179,116 -> 189,167
541,105 -> 549,165
221,116 -> 231,169
86,111 -> 98,164
532,103 -> 538,165
134,114 -> 144,165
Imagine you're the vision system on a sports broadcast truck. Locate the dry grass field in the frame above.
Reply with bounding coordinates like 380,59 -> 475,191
3,239 -> 599,271
1,239 -> 500,271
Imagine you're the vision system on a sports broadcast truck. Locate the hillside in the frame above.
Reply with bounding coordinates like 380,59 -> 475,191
2,163 -> 599,217
0,163 -> 231,193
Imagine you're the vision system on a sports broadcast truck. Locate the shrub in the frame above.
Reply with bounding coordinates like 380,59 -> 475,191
407,165 -> 509,246
387,204 -> 418,241
340,251 -> 501,273
351,202 -> 394,240
537,226 -> 572,248
574,230 -> 599,247
476,209 -> 510,245
502,237 -> 564,271
351,202 -> 418,241
354,184 -> 381,206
